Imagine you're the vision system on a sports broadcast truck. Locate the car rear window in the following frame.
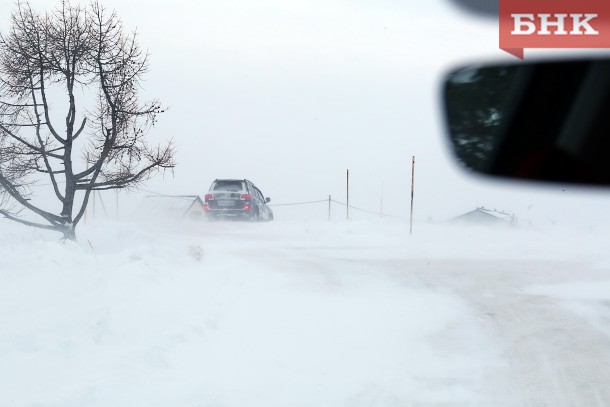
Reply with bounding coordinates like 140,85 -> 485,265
212,180 -> 245,192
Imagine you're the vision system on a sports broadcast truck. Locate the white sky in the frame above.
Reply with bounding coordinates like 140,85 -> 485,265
2,0 -> 610,227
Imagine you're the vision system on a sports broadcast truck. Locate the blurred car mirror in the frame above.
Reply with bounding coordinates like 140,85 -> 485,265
446,0 -> 497,17
442,57 -> 610,186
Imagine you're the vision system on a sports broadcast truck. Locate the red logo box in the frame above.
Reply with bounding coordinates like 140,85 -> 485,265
500,0 -> 610,58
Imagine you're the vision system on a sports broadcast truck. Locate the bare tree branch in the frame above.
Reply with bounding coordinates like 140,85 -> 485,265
0,209 -> 58,231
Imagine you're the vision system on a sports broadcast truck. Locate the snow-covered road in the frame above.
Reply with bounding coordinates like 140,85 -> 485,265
1,220 -> 610,406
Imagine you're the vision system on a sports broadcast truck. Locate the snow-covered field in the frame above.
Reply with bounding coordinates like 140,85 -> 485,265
2,219 -> 610,406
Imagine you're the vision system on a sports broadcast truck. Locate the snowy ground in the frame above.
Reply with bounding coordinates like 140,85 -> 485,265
2,218 -> 610,406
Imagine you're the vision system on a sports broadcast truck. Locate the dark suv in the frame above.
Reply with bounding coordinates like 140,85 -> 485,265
204,179 -> 274,221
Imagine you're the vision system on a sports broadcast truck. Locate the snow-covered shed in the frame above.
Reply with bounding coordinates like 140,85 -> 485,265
450,207 -> 516,226
135,195 -> 205,221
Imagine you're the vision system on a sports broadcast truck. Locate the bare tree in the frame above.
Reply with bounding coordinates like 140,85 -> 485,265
0,0 -> 174,240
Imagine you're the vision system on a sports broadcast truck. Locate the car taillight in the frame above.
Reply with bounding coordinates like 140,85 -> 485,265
241,194 -> 252,200
204,204 -> 209,211
205,194 -> 214,200
244,204 -> 250,211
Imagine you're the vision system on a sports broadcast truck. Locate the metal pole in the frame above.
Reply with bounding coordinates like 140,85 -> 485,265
328,195 -> 331,222
346,169 -> 349,220
380,180 -> 384,218
84,153 -> 88,224
410,156 -> 415,235
98,191 -> 108,217
116,189 -> 119,220
92,187 -> 96,220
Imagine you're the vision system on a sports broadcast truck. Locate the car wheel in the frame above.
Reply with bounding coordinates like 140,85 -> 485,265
251,209 -> 260,222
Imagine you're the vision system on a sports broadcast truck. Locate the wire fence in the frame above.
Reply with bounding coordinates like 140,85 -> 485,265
135,188 -> 406,221
268,199 -> 328,207
330,199 -> 405,219
21,182 -> 407,222
17,181 -> 529,225
268,197 -> 405,220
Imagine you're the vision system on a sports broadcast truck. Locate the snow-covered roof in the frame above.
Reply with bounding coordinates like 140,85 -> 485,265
134,195 -> 205,220
450,207 -> 516,225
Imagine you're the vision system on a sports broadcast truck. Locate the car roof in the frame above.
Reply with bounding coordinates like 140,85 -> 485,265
213,178 -> 257,185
